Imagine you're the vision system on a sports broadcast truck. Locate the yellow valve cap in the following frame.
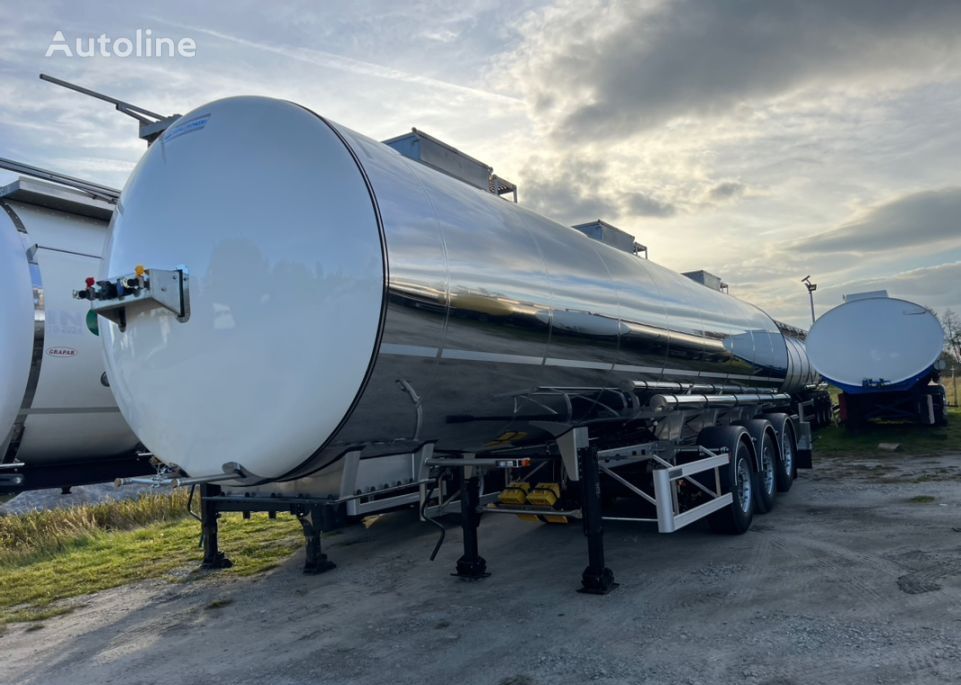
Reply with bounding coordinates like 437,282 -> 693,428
498,483 -> 530,506
526,482 -> 561,507
532,482 -> 560,497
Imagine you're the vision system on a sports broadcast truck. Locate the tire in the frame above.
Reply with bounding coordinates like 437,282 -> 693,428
925,385 -> 948,426
764,413 -> 797,493
739,419 -> 777,514
822,401 -> 833,427
697,425 -> 755,535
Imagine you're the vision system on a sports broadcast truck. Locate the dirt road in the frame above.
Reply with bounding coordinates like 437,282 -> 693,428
4,451 -> 961,685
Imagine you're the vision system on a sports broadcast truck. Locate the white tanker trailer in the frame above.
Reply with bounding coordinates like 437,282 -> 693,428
0,161 -> 150,494
80,97 -> 817,592
807,292 -> 947,427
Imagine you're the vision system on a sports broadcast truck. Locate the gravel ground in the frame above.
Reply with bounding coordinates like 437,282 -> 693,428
0,483 -> 171,516
4,450 -> 961,685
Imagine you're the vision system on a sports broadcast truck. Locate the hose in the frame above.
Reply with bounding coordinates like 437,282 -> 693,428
186,484 -> 202,522
187,484 -> 205,548
421,471 -> 450,561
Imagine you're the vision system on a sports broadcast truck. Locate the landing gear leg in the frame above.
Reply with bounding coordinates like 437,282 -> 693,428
200,484 -> 233,569
454,472 -> 489,579
578,445 -> 617,594
298,505 -> 336,575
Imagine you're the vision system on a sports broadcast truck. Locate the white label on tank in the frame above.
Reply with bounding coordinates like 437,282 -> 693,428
164,114 -> 210,143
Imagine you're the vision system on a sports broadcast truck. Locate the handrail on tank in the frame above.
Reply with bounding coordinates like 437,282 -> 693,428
39,73 -> 179,144
0,157 -> 120,203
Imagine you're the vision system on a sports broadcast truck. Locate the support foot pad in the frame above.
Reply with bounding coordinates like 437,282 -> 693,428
454,557 -> 490,580
303,558 -> 336,575
201,552 -> 233,570
578,566 -> 617,594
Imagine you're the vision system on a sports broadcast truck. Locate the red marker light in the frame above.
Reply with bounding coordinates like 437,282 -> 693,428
85,277 -> 96,288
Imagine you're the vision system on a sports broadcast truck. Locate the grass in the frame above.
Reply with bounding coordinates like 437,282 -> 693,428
0,491 -> 304,627
0,490 -> 190,565
814,406 -> 961,457
944,375 -> 961,408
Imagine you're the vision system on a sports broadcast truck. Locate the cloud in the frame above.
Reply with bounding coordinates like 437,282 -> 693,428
515,0 -> 961,138
166,21 -> 524,107
796,187 -> 961,253
714,185 -> 961,328
519,155 -> 621,225
709,181 -> 745,201
726,259 -> 961,330
625,191 -> 676,217
518,152 -> 679,226
3,0 -> 961,335
822,261 -> 961,310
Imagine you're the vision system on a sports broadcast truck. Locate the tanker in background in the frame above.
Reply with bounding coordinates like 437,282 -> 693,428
807,291 -> 947,427
80,97 -> 818,592
680,268 -> 833,428
0,160 -> 150,494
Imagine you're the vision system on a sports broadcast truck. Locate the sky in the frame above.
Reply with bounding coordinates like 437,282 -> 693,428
2,0 -> 960,328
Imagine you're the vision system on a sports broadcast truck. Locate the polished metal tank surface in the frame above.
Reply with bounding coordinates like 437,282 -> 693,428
100,96 -> 812,484
0,205 -> 34,444
101,98 -> 386,481
0,188 -> 140,468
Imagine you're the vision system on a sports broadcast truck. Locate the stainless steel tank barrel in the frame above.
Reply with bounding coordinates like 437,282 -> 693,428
93,96 -> 814,488
0,170 -> 143,491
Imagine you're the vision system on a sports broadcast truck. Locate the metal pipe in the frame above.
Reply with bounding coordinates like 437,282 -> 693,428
337,479 -> 431,502
484,506 -> 580,517
598,464 -> 657,506
802,275 -> 817,325
39,73 -> 166,122
454,474 -> 487,578
631,380 -> 765,395
0,157 -> 120,202
652,466 -> 675,533
578,444 -> 616,593
114,473 -> 238,488
651,392 -> 790,411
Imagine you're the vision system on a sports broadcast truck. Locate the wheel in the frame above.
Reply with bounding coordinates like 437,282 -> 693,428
841,394 -> 864,429
740,419 -> 777,514
925,385 -> 948,426
811,404 -> 821,428
764,413 -> 797,492
697,425 -> 755,534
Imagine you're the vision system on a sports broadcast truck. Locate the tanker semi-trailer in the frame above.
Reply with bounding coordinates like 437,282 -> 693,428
0,161 -> 153,493
807,292 -> 947,427
80,96 -> 816,592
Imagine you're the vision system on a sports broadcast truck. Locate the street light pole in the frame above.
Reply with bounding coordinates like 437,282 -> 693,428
801,276 -> 817,325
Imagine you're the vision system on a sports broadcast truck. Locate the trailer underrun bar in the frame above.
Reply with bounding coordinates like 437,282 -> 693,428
127,384 -> 805,594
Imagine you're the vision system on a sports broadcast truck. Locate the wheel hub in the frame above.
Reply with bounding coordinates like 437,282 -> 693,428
761,443 -> 775,494
782,437 -> 794,475
735,451 -> 753,513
